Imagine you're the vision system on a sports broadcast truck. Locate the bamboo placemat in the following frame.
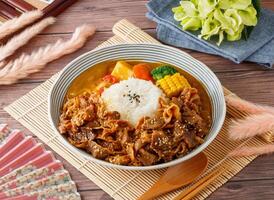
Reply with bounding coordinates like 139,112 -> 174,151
4,19 -> 273,200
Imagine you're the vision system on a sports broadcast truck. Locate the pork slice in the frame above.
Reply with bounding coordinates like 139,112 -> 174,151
150,130 -> 177,161
109,155 -> 131,165
151,130 -> 173,152
87,141 -> 110,159
86,120 -> 101,129
68,129 -> 96,148
126,143 -> 136,162
137,149 -> 158,166
173,121 -> 186,141
182,106 -> 208,137
182,130 -> 198,149
171,97 -> 184,108
134,131 -> 151,151
104,111 -> 120,120
173,119 -> 198,148
142,117 -> 166,130
80,126 -> 97,141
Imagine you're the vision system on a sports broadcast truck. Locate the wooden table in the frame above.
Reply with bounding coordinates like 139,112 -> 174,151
1,1 -> 274,199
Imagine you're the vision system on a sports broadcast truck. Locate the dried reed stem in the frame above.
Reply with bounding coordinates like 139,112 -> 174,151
0,17 -> 56,62
229,113 -> 274,140
0,25 -> 96,85
0,10 -> 43,41
226,95 -> 274,115
230,144 -> 274,157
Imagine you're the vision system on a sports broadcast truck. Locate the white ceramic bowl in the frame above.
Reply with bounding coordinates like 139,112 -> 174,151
48,44 -> 226,170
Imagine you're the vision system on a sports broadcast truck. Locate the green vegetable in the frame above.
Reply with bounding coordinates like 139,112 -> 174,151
172,1 -> 202,31
213,9 -> 234,35
172,6 -> 185,21
198,0 -> 218,19
242,0 -> 261,40
172,0 -> 260,45
151,66 -> 178,81
238,6 -> 258,26
181,17 -> 202,31
219,0 -> 251,10
180,1 -> 198,17
199,13 -> 221,40
227,24 -> 244,41
217,30 -> 224,46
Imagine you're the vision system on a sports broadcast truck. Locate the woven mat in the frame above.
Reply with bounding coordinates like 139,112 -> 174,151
4,19 -> 274,200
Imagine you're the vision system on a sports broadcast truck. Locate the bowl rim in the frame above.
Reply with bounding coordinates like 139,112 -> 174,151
48,43 -> 226,171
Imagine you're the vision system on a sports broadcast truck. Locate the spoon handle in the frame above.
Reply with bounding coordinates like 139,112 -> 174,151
137,153 -> 208,200
137,182 -> 169,200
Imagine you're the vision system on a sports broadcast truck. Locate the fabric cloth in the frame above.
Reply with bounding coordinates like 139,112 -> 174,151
146,0 -> 274,68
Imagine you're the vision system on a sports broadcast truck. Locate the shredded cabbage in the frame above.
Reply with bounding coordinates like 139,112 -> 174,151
172,0 -> 258,45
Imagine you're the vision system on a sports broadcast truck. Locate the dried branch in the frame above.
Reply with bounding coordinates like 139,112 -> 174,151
0,10 -> 43,41
0,25 -> 96,85
0,17 -> 56,62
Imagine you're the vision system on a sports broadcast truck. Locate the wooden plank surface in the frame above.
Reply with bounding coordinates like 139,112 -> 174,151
0,0 -> 274,199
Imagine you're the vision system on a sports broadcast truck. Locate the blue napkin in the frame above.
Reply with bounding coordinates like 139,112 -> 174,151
146,0 -> 274,68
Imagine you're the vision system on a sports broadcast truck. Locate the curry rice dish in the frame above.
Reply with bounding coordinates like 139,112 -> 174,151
58,61 -> 212,166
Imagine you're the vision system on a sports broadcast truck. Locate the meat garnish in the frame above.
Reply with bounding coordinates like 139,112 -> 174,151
173,118 -> 202,149
134,131 -> 151,151
141,117 -> 165,130
58,117 -> 72,134
117,128 -> 131,145
109,155 -> 131,165
150,130 -> 177,161
182,130 -> 198,149
175,143 -> 188,157
85,121 -> 101,129
182,106 -> 209,137
180,88 -> 201,112
126,143 -> 136,161
163,103 -> 181,124
97,140 -> 123,154
102,111 -> 120,121
151,130 -> 172,152
58,86 -> 211,166
80,126 -> 97,141
174,88 -> 210,137
137,149 -> 158,166
87,141 -> 110,159
67,127 -> 97,148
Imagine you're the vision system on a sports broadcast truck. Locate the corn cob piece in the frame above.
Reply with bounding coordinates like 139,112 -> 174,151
157,73 -> 191,97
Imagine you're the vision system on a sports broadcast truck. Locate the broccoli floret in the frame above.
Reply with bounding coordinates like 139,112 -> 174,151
151,65 -> 177,81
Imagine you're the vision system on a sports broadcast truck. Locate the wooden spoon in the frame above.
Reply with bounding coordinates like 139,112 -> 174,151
137,152 -> 208,200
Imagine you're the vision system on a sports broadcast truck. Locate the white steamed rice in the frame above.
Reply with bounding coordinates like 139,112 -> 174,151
101,78 -> 163,126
